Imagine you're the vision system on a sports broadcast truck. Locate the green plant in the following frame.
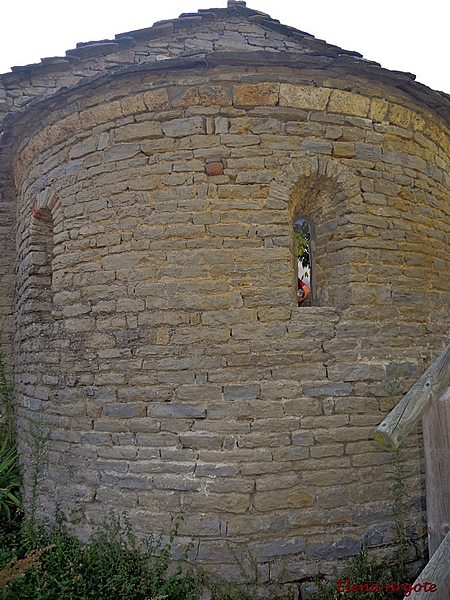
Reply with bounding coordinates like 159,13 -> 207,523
0,438 -> 22,523
0,351 -> 22,527
389,447 -> 412,583
1,512 -> 200,599
0,545 -> 53,591
309,367 -> 416,599
385,365 -> 413,582
197,544 -> 293,600
0,351 -> 14,443
25,408 -> 52,528
311,540 -> 403,599
293,220 -> 310,268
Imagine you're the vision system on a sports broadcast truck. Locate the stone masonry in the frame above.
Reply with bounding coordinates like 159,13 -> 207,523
1,0 -> 450,585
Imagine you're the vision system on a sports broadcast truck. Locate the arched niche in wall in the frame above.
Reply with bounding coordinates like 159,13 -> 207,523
15,188 -> 60,371
274,157 -> 363,309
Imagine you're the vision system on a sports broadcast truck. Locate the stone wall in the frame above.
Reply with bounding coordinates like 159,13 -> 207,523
1,1 -> 450,586
5,61 -> 449,578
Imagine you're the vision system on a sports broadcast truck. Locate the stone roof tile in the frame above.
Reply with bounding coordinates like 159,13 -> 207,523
1,2 -> 449,125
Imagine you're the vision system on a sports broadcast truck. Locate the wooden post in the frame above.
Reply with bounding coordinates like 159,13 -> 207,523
405,530 -> 450,599
373,342 -> 450,451
419,387 -> 450,600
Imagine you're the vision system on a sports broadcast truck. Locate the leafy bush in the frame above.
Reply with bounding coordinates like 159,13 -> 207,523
1,513 -> 200,599
0,351 -> 22,528
0,438 -> 22,524
311,541 -> 405,599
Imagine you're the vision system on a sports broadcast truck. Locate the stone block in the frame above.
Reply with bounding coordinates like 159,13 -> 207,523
369,98 -> 389,122
223,384 -> 260,401
150,403 -> 206,419
102,403 -> 146,418
327,363 -> 385,382
328,90 -> 370,117
291,431 -> 314,446
103,144 -> 141,162
162,116 -> 205,137
114,121 -> 163,142
279,84 -> 330,110
355,143 -> 383,161
301,382 -> 353,397
332,141 -> 355,158
102,473 -> 149,490
179,433 -> 224,450
308,537 -> 361,560
187,492 -> 250,513
135,432 -> 179,447
195,463 -> 240,478
233,83 -> 279,107
301,139 -> 332,154
175,385 -> 222,402
389,104 -> 411,128
152,475 -> 200,491
120,94 -> 147,116
248,536 -> 306,558
254,487 -> 314,511
139,89 -> 169,111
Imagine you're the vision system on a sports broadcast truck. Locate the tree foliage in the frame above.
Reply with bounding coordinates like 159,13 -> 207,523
294,220 -> 310,269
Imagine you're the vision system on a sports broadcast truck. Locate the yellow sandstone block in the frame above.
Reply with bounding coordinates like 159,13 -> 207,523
389,104 -> 411,128
80,101 -> 123,129
279,84 -> 330,110
332,142 -> 356,158
173,85 -> 233,108
328,90 -> 370,117
233,82 -> 280,107
121,93 -> 147,116
369,98 -> 388,122
198,85 -> 232,107
17,112 -> 82,176
142,88 -> 170,111
156,329 -> 170,345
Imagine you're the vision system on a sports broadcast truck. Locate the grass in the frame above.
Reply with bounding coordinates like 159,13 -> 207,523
310,540 -> 410,599
1,513 -> 200,599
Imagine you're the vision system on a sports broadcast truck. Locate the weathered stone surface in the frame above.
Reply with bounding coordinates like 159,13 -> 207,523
223,385 -> 260,401
114,121 -> 163,142
103,144 -> 142,162
102,403 -> 146,418
328,90 -> 370,117
254,487 -> 314,511
3,2 -> 449,587
233,82 -> 279,107
162,116 -> 205,137
279,84 -> 330,110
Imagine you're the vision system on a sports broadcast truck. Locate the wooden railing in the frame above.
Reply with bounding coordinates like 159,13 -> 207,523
373,342 -> 450,600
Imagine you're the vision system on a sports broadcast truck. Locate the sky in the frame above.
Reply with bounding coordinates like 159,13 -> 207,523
1,0 -> 449,95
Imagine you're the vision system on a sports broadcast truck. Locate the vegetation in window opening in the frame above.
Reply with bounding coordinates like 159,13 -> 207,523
294,219 -> 311,306
294,219 -> 310,269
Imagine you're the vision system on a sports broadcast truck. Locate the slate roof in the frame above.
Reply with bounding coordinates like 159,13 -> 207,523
1,0 -> 449,124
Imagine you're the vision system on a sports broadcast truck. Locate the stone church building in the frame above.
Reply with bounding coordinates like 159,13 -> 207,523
1,0 -> 450,586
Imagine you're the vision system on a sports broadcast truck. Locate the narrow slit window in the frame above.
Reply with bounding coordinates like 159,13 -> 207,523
294,219 -> 311,306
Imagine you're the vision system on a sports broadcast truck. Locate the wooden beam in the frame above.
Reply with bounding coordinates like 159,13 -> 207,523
405,530 -> 450,599
373,342 -> 450,451
420,388 -> 450,600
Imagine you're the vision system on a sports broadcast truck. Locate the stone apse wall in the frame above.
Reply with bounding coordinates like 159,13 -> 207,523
1,1 -> 450,582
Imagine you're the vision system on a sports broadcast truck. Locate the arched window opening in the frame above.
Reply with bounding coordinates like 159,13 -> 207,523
16,198 -> 57,340
30,205 -> 55,323
294,219 -> 312,306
